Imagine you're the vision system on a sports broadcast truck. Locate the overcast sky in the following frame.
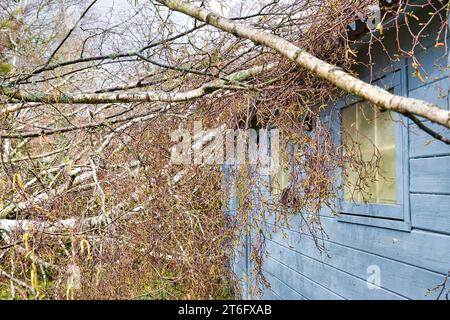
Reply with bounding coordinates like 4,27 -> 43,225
94,0 -> 238,20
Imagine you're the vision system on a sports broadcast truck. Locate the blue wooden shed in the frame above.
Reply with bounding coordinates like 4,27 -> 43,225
230,0 -> 450,300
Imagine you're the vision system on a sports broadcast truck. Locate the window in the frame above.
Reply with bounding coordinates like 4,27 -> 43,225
271,163 -> 291,201
267,131 -> 299,207
337,71 -> 410,230
342,101 -> 396,204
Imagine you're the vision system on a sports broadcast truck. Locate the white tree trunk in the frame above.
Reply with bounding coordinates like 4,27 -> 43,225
0,64 -> 269,109
156,0 -> 450,129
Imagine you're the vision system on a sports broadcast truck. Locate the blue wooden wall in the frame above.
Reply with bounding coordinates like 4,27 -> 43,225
231,7 -> 450,300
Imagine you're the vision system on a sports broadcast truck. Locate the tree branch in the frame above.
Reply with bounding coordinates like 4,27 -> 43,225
155,0 -> 450,129
405,113 -> 450,145
0,64 -> 268,107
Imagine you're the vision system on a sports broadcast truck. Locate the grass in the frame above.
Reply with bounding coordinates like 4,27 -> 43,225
0,282 -> 12,300
0,270 -> 235,300
137,272 -> 187,300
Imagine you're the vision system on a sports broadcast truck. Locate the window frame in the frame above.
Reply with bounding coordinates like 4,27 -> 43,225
336,70 -> 411,231
264,129 -> 297,209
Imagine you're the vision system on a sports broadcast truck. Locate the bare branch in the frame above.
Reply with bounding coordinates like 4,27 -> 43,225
156,0 -> 450,129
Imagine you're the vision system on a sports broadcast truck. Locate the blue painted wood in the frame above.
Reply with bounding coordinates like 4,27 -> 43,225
411,194 -> 450,235
263,214 -> 450,274
336,215 -> 411,232
263,227 -> 447,300
231,10 -> 450,300
353,39 -> 402,81
408,77 -> 449,110
407,44 -> 448,91
264,239 -> 407,300
261,287 -> 281,300
353,6 -> 448,82
262,256 -> 343,300
261,269 -> 307,300
410,156 -> 450,194
409,121 -> 450,158
233,233 -> 251,299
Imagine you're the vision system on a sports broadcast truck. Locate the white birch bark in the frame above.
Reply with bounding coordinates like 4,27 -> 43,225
155,0 -> 450,129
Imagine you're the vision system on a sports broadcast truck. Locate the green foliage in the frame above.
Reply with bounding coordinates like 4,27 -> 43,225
0,63 -> 12,75
137,271 -> 233,300
0,283 -> 12,300
0,20 -> 15,30
137,272 -> 186,300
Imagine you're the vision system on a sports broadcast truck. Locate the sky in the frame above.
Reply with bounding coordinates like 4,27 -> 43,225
93,0 -> 246,24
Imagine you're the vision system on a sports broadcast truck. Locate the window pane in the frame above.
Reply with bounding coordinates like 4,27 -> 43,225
342,106 -> 360,202
375,110 -> 396,204
377,145 -> 396,203
271,164 -> 290,199
342,101 -> 396,204
357,102 -> 376,159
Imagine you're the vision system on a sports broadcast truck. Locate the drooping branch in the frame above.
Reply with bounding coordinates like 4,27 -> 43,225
0,64 -> 268,108
405,113 -> 450,144
155,0 -> 450,131
1,109 -> 162,138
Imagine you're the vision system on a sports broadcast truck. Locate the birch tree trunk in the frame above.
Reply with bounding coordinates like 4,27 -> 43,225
2,0 -> 28,163
155,0 -> 450,130
0,64 -> 268,108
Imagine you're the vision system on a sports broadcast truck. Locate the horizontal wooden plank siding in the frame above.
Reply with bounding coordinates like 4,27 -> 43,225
263,256 -> 342,300
262,227 -> 447,299
407,44 -> 448,91
409,121 -> 450,158
265,239 -> 406,300
232,14 -> 450,300
408,77 -> 449,110
261,287 -> 281,300
246,214 -> 450,299
411,194 -> 450,234
261,270 -> 308,300
276,215 -> 450,274
410,156 -> 450,194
